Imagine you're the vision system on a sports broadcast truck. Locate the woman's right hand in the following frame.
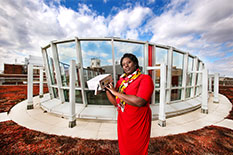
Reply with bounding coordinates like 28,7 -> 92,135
105,83 -> 117,96
105,83 -> 118,107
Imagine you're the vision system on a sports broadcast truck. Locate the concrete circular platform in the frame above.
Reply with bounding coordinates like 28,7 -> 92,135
7,93 -> 233,140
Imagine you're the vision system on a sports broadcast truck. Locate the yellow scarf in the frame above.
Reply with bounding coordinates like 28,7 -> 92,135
116,68 -> 141,112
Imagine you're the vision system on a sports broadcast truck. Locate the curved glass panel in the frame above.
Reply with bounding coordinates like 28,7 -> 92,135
195,60 -> 201,95
155,47 -> 168,65
46,47 -> 58,98
56,42 -> 83,103
60,89 -> 83,103
186,88 -> 191,98
171,89 -> 182,101
171,51 -> 183,101
46,47 -> 56,85
155,90 -> 160,103
154,47 -> 168,104
187,56 -> 194,86
80,41 -> 113,105
172,51 -> 183,87
195,60 -> 200,85
185,56 -> 194,98
154,47 -> 168,88
43,38 -> 206,108
75,90 -> 83,103
57,42 -> 77,87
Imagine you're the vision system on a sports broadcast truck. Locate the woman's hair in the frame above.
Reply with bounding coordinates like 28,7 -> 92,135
120,53 -> 139,69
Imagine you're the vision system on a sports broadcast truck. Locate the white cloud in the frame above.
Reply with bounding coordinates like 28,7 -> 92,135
0,1 -> 108,70
100,53 -> 108,57
148,0 -> 155,4
146,0 -> 233,77
206,55 -> 233,77
108,6 -> 152,38
0,0 -> 57,69
114,42 -> 142,54
126,29 -> 139,40
148,0 -> 233,44
0,0 -> 153,70
57,4 -> 108,38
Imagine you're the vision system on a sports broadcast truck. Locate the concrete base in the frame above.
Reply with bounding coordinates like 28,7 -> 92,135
27,104 -> 34,110
201,108 -> 208,114
69,120 -> 76,128
8,93 -> 233,139
158,120 -> 166,127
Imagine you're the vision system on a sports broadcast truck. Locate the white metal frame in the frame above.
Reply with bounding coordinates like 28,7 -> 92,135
166,47 -> 173,103
27,64 -> 33,109
75,38 -> 88,106
213,73 -> 219,103
68,60 -> 76,127
181,53 -> 188,100
51,41 -> 65,103
37,37 -> 220,123
147,63 -> 167,126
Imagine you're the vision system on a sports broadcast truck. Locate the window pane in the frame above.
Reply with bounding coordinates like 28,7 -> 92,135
46,47 -> 57,85
75,90 -> 83,103
171,89 -> 182,101
81,41 -> 113,105
57,42 -> 77,87
155,90 -> 160,103
172,51 -> 183,87
154,47 -> 168,88
187,57 -> 193,86
185,88 -> 191,98
53,88 -> 58,98
195,60 -> 200,85
155,47 -> 168,65
86,91 -> 110,105
195,87 -> 198,96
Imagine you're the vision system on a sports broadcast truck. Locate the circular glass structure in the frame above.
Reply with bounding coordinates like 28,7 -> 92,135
41,37 -> 204,120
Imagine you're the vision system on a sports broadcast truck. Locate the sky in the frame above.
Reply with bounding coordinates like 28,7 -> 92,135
0,0 -> 233,77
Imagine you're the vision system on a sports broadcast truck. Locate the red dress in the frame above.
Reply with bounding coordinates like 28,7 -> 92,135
116,74 -> 154,155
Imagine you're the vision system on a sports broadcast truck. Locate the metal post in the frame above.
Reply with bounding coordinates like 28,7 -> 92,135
39,67 -> 44,98
166,47 -> 172,103
151,45 -> 156,105
111,38 -> 117,86
75,37 -> 88,106
69,60 -> 76,128
86,69 -> 89,80
51,42 -> 65,103
208,76 -> 212,92
27,64 -> 33,110
181,53 -> 188,100
191,57 -> 198,98
198,62 -> 203,95
144,42 -> 149,74
158,63 -> 166,127
213,73 -> 219,103
201,67 -> 208,114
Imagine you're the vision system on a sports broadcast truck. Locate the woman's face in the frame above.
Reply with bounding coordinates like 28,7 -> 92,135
122,57 -> 136,75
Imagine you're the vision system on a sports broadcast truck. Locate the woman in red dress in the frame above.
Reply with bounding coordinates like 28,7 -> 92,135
106,53 -> 154,155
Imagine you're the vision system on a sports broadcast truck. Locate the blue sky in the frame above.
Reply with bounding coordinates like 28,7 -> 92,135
0,0 -> 233,77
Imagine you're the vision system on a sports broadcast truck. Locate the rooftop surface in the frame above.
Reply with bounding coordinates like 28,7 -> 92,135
1,93 -> 232,140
